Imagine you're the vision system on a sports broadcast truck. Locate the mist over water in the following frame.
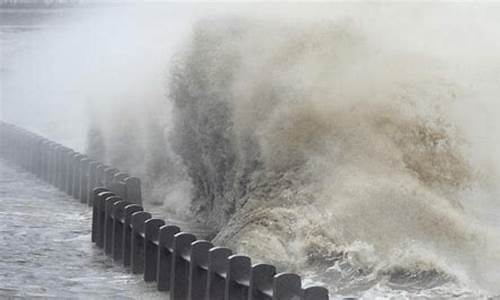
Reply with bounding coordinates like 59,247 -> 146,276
2,2 -> 500,298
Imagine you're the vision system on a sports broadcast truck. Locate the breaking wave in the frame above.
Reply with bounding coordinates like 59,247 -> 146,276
165,18 -> 500,297
86,8 -> 500,298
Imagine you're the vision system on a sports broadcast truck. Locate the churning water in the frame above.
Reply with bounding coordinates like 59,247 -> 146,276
2,3 -> 500,299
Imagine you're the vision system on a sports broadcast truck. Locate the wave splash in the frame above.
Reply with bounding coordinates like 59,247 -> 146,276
81,9 -> 500,297
166,18 -> 500,297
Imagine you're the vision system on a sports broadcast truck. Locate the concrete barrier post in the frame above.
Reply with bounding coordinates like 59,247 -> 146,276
23,134 -> 31,170
79,158 -> 91,203
54,146 -> 64,189
18,130 -> 24,167
47,143 -> 57,185
48,144 -> 58,185
26,135 -> 36,172
170,232 -> 197,300
14,129 -> 22,167
94,191 -> 115,248
87,162 -> 100,206
32,138 -> 43,177
64,150 -> 75,194
143,219 -> 166,282
41,141 -> 50,182
104,196 -> 123,255
23,133 -> 30,170
104,167 -> 119,189
96,164 -> 107,187
58,147 -> 68,190
111,172 -> 129,198
122,204 -> 144,267
10,127 -> 17,162
272,273 -> 302,300
188,240 -> 213,300
125,176 -> 142,205
225,255 -> 251,300
249,264 -> 276,300
303,286 -> 329,300
22,133 -> 30,170
156,225 -> 180,291
10,128 -> 18,164
206,247 -> 233,300
14,130 -> 21,166
91,187 -> 109,243
44,141 -> 53,182
110,181 -> 127,200
130,211 -> 152,274
71,154 -> 84,199
66,152 -> 77,194
111,200 -> 132,261
24,135 -> 32,171
13,128 -> 21,164
26,134 -> 35,171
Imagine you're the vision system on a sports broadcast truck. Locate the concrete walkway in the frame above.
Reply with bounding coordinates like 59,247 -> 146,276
0,160 -> 167,299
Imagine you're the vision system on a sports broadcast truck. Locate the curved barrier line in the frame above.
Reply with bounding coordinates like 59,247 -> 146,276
0,121 -> 330,300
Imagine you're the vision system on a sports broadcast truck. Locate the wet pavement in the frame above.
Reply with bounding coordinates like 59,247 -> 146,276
0,159 -> 167,299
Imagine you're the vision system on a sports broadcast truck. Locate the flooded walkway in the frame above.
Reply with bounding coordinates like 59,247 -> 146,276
0,160 -> 166,299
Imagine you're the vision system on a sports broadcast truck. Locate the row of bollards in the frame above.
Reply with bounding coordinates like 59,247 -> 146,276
91,187 -> 329,300
0,121 -> 142,205
0,121 -> 329,300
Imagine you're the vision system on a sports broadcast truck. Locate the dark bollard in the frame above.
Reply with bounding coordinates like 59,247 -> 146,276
225,255 -> 251,300
53,146 -> 64,190
22,133 -> 31,171
87,161 -> 100,206
130,211 -> 152,274
122,204 -> 143,267
30,136 -> 40,173
94,191 -> 115,248
41,140 -> 51,182
110,181 -> 127,200
72,154 -> 84,199
41,140 -> 48,179
79,158 -> 91,204
125,176 -> 142,204
144,219 -> 166,282
49,144 -> 61,186
26,136 -> 35,173
64,150 -> 75,194
68,153 -> 80,197
96,164 -> 107,186
111,200 -> 132,261
104,167 -> 119,189
91,187 -> 109,243
249,264 -> 276,300
24,134 -> 31,171
156,225 -> 180,291
170,232 -> 197,300
31,136 -> 42,174
39,139 -> 50,176
206,247 -> 233,300
303,286 -> 329,300
104,196 -> 123,255
272,273 -> 302,300
112,172 -> 129,196
36,139 -> 44,178
47,142 -> 57,185
111,172 -> 129,198
32,138 -> 43,177
188,240 -> 213,300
